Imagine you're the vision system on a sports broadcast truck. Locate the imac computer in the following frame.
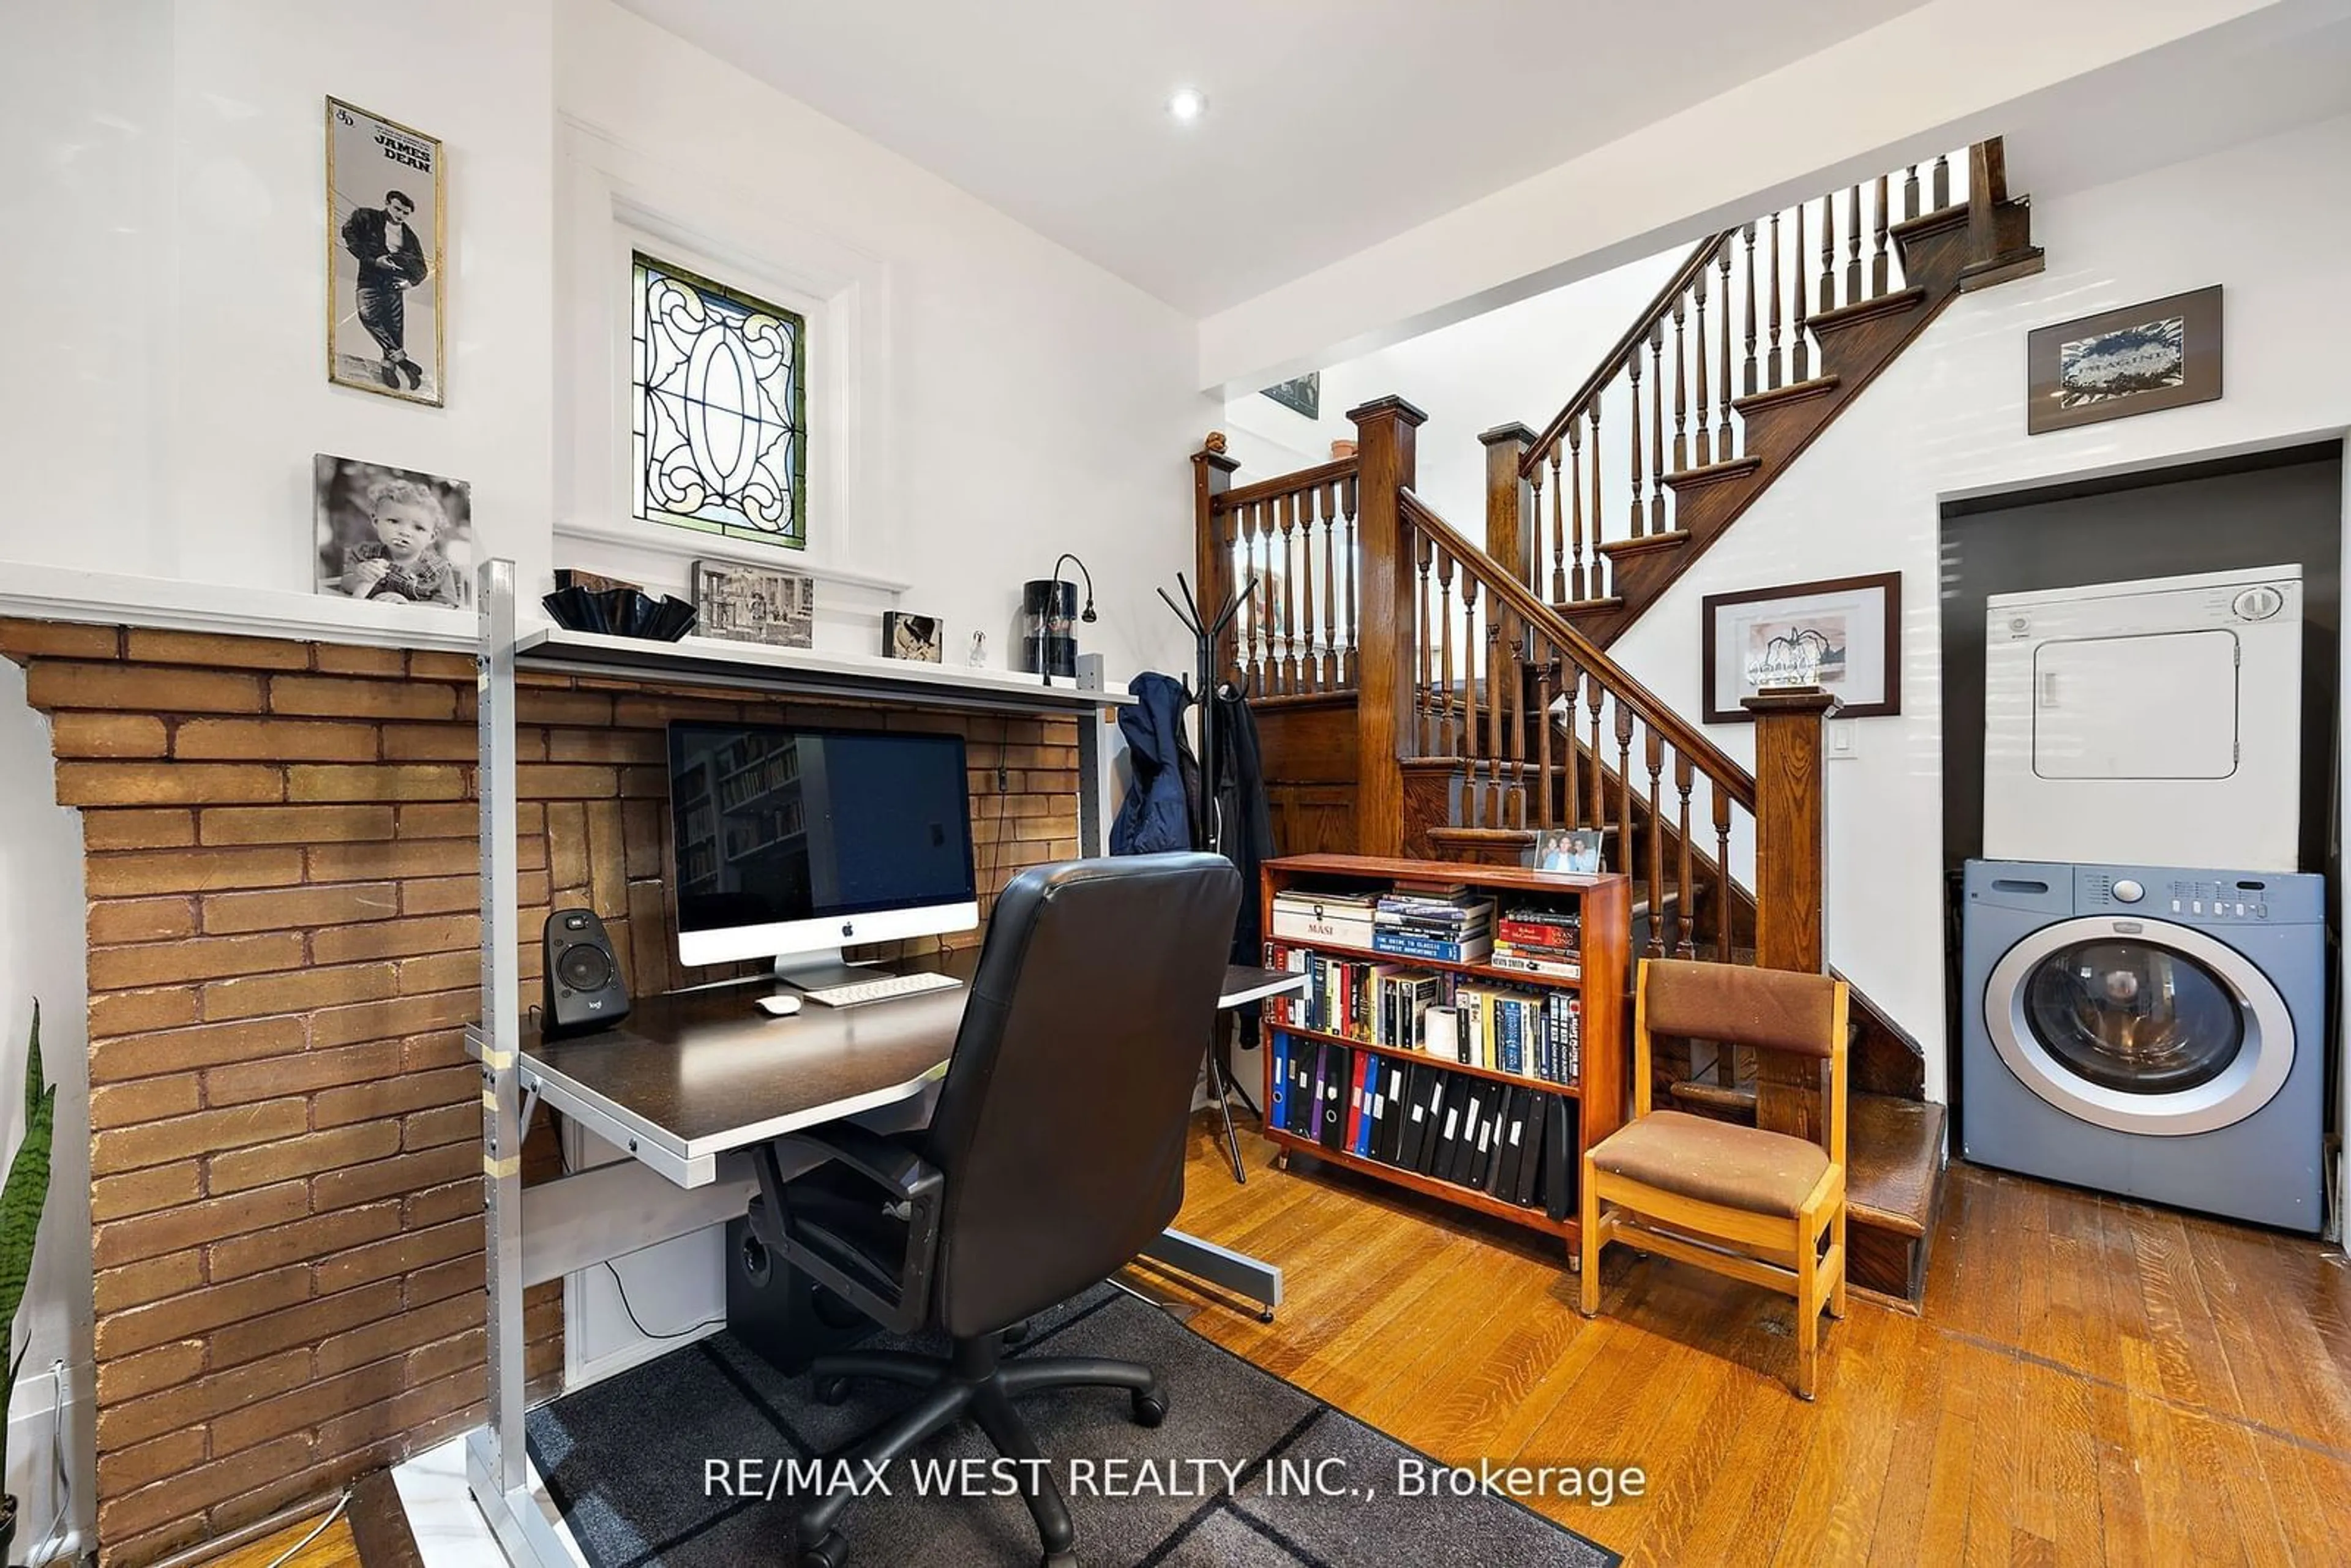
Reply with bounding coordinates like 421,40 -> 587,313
667,719 -> 978,1000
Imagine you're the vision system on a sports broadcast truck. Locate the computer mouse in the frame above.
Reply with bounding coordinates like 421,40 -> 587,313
756,994 -> 803,1017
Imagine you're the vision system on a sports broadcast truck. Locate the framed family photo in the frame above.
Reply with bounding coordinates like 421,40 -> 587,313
326,97 -> 445,406
2026,285 -> 2222,435
1701,571 -> 1900,723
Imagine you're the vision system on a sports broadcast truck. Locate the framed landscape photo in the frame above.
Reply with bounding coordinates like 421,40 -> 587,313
2027,285 -> 2221,435
692,560 -> 814,648
326,97 -> 445,405
1701,571 -> 1900,724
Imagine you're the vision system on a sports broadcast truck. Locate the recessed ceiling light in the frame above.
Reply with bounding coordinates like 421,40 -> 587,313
1167,87 -> 1208,123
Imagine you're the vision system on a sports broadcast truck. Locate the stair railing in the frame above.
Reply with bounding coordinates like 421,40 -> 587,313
1191,445 -> 1362,699
1510,147 -> 1974,609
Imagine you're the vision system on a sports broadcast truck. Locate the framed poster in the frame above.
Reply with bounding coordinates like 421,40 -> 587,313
326,97 -> 445,405
312,454 -> 472,609
1701,571 -> 1900,723
692,560 -> 814,648
2027,286 -> 2221,435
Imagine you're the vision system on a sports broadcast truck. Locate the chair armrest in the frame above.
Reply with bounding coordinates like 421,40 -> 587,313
747,1126 -> 945,1335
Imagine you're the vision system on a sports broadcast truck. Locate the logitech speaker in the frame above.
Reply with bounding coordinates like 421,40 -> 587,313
542,908 -> 630,1038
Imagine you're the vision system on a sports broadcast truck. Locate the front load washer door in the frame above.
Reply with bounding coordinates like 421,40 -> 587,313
1982,917 -> 2293,1135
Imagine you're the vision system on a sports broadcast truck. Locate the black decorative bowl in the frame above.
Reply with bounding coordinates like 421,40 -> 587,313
542,587 -> 698,642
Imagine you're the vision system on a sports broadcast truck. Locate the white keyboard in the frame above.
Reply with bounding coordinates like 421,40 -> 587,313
798,970 -> 964,1008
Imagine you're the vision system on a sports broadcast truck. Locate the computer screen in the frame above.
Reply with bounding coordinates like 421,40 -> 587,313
667,720 -> 978,966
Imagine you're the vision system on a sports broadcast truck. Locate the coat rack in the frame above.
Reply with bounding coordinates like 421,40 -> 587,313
1157,571 -> 1259,1184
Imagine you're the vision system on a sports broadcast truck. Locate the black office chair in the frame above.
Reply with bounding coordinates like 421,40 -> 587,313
747,853 -> 1244,1568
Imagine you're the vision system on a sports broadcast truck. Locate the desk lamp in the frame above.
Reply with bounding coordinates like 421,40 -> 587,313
1022,553 -> 1097,685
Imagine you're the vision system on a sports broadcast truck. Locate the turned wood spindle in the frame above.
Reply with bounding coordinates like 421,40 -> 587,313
1644,727 -> 1666,959
1673,751 -> 1696,958
1278,492 -> 1298,693
1844,184 -> 1862,304
1548,448 -> 1567,604
1436,552 -> 1456,754
1684,287 -> 1704,470
1819,192 -> 1838,315
1561,665 -> 1582,829
1648,322 -> 1667,535
1321,483 -> 1339,688
1932,152 -> 1950,212
1340,474 -> 1359,688
1585,402 -> 1603,595
1742,223 -> 1761,397
1535,647 -> 1554,830
1712,782 -> 1734,961
1791,200 -> 1812,382
1903,161 -> 1920,222
1672,296 -> 1691,473
1625,350 -> 1646,538
1872,173 -> 1891,295
1528,460 -> 1547,598
1613,701 -> 1636,896
1461,574 -> 1482,821
1716,241 -> 1736,461
1297,489 -> 1319,694
1565,422 -> 1586,603
1585,678 -> 1607,844
1415,538 -> 1434,753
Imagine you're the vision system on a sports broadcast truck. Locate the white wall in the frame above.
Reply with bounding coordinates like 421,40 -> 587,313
0,0 -> 560,605
1194,0 -> 2306,393
553,0 -> 1209,684
0,668 -> 94,1559
1598,113 -> 2351,1101
1224,247 -> 1685,530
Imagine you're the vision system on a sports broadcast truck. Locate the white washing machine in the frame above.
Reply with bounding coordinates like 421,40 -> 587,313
1984,565 -> 2302,872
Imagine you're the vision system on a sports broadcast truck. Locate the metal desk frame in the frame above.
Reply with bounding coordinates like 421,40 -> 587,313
465,560 -> 1295,1568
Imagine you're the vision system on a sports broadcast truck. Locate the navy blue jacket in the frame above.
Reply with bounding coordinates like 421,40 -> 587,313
1110,672 -> 1199,855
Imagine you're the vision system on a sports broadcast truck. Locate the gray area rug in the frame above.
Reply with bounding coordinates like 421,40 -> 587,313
527,1285 -> 1618,1567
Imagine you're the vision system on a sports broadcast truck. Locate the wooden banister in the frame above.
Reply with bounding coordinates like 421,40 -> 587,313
1520,232 -> 1728,479
1400,488 -> 1756,809
1212,456 -> 1358,514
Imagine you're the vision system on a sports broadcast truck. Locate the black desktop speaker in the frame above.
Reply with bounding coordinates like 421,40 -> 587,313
542,909 -> 630,1038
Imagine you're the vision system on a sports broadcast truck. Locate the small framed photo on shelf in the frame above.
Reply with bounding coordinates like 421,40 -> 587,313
692,560 -> 814,648
1701,571 -> 1899,724
312,454 -> 472,609
2027,285 -> 2221,435
1534,828 -> 1604,874
325,97 -> 444,405
883,611 -> 943,662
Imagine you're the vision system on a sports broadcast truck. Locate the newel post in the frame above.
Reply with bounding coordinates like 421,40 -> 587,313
1349,395 -> 1428,857
1191,434 -> 1241,675
1479,423 -> 1539,589
1744,685 -> 1835,1141
1959,137 -> 2045,291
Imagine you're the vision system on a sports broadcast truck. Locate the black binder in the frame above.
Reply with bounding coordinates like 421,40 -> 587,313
1430,1092 -> 1464,1181
1444,1085 -> 1485,1185
1400,1068 -> 1438,1172
1513,1092 -> 1550,1207
1285,1041 -> 1315,1136
1371,1062 -> 1408,1165
1319,1045 -> 1352,1150
1541,1093 -> 1578,1218
1487,1088 -> 1528,1196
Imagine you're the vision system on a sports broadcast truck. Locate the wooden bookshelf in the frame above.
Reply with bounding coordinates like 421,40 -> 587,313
1259,853 -> 1630,1256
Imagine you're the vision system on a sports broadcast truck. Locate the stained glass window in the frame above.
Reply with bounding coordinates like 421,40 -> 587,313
631,254 -> 806,549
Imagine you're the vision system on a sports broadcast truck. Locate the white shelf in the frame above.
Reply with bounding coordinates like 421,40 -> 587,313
513,625 -> 1132,715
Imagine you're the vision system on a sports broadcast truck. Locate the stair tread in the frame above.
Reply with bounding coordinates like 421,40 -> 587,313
1554,595 -> 1626,615
1662,454 -> 1764,490
1807,285 -> 1929,332
1730,375 -> 1840,416
1888,200 -> 1969,242
1847,1095 -> 1945,1236
1596,529 -> 1691,561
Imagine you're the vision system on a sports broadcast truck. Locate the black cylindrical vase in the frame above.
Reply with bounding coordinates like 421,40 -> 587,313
1021,579 -> 1078,677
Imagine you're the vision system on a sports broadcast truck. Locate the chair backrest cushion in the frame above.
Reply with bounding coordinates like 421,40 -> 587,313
923,853 -> 1242,1338
1641,959 -> 1842,1059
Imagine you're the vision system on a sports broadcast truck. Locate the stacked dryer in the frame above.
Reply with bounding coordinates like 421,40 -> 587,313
1963,566 -> 2325,1231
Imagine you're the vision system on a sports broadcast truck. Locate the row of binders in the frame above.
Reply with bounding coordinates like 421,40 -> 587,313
1263,941 -> 1581,1087
1269,1034 -> 1579,1215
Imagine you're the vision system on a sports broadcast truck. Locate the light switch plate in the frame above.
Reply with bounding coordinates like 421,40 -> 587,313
1827,719 -> 1859,760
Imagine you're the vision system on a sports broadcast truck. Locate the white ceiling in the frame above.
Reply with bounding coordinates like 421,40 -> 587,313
610,0 -> 1926,315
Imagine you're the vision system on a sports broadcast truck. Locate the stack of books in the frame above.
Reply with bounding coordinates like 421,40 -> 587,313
1269,887 -> 1381,948
1370,882 -> 1496,963
1488,903 -> 1581,980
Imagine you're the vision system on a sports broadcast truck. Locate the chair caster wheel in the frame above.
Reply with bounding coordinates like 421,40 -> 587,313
800,1531 -> 849,1568
814,1376 -> 852,1406
1258,1308 -> 1275,1324
1131,1389 -> 1168,1428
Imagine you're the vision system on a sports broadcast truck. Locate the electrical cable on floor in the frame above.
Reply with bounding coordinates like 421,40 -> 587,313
23,1360 -> 71,1567
258,1487 -> 351,1568
602,1258 -> 729,1341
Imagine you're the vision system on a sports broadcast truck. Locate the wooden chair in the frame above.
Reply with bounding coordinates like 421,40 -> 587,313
1578,958 -> 1850,1398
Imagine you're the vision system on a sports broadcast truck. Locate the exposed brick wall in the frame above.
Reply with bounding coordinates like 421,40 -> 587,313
0,620 -> 1081,1566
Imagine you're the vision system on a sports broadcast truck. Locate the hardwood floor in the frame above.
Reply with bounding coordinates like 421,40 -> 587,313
1158,1117 -> 2351,1567
209,1514 -> 359,1568
201,1117 -> 2350,1568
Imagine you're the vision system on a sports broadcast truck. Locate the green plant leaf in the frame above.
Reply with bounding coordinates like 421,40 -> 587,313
22,1001 -> 36,1125
0,1005 -> 55,1452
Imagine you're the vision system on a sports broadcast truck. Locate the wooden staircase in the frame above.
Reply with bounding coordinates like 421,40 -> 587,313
1188,144 -> 2047,1305
1499,142 -> 2042,648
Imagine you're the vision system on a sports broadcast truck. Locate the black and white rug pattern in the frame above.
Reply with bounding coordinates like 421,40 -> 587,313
528,1285 -> 1619,1567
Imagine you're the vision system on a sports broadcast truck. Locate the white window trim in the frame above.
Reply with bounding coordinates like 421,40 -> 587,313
555,116 -> 907,595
